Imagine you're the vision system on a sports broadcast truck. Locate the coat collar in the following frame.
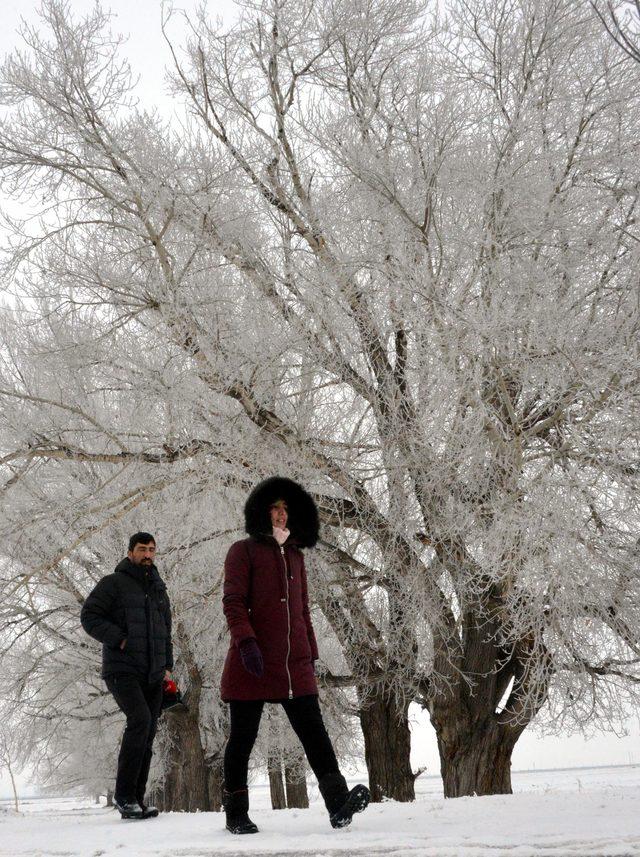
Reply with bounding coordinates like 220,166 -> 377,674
250,533 -> 300,550
114,557 -> 164,589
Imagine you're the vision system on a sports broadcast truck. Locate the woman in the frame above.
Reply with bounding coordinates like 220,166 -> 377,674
220,476 -> 370,834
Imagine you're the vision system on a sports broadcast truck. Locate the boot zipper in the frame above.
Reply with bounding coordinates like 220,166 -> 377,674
280,545 -> 293,699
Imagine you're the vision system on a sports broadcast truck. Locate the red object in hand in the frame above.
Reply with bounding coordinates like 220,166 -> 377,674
161,677 -> 187,714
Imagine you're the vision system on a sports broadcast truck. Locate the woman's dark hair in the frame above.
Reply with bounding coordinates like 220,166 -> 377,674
128,531 -> 156,551
244,477 -> 319,547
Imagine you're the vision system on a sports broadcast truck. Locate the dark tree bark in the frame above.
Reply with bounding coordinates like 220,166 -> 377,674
358,690 -> 415,802
154,710 -> 223,810
153,634 -> 224,811
206,752 -> 224,811
318,586 -> 416,803
426,586 -> 548,798
155,700 -> 212,811
268,753 -> 287,809
433,716 -> 520,797
284,753 -> 309,808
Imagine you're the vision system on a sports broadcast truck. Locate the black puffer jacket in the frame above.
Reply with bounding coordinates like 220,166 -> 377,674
80,558 -> 173,683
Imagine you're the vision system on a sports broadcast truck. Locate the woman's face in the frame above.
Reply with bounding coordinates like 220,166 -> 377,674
270,499 -> 288,529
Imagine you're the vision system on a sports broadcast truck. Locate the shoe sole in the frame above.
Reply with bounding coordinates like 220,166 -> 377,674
331,784 -> 370,828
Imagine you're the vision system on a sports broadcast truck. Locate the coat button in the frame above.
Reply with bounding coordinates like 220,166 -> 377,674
281,598 -> 286,602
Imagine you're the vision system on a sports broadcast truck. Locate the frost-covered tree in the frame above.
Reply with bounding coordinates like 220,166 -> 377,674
0,704 -> 25,813
1,0 -> 639,802
592,0 -> 640,63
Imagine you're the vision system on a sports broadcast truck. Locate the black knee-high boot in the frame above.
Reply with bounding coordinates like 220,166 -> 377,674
223,787 -> 259,834
318,772 -> 370,829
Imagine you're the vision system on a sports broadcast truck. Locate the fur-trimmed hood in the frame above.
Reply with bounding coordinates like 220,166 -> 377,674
244,476 -> 320,548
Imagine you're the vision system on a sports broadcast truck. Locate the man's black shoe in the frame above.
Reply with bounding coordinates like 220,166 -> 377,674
140,803 -> 159,819
113,798 -> 144,819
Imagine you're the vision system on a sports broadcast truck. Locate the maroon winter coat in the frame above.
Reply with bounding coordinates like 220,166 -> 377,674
220,536 -> 319,701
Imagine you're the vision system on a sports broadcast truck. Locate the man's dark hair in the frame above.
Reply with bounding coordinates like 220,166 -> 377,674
128,531 -> 156,551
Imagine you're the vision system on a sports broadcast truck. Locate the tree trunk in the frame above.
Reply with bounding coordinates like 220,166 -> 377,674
435,717 -> 520,798
359,690 -> 414,802
6,760 -> 19,813
427,592 -> 542,798
153,653 -> 222,811
284,755 -> 309,809
268,753 -> 287,809
206,753 -> 224,811
155,705 -> 212,811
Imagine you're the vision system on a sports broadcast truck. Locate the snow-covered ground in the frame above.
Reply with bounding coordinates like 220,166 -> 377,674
2,765 -> 639,857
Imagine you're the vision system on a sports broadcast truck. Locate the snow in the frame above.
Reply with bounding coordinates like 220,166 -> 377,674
1,766 -> 639,857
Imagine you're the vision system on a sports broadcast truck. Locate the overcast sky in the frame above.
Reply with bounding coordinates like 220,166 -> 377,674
0,0 -> 239,115
0,0 -> 639,798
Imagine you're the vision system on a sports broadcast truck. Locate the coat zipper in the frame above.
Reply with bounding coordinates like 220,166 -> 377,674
280,545 -> 294,699
144,590 -> 151,682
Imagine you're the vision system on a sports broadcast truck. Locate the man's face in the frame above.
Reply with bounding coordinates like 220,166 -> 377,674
128,541 -> 156,566
269,500 -> 288,530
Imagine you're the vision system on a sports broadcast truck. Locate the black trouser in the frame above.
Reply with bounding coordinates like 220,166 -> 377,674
224,694 -> 340,792
105,674 -> 163,804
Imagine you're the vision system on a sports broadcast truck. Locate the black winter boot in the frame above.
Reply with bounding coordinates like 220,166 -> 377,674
136,792 -> 159,819
113,797 -> 144,819
223,788 -> 259,834
318,772 -> 370,829
139,803 -> 159,819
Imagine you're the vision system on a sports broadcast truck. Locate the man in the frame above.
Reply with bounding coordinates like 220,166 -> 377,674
81,532 -> 173,820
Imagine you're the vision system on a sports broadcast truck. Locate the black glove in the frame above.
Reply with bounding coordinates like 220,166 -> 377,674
239,638 -> 264,677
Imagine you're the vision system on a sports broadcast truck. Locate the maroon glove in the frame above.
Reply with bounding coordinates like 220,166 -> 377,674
239,638 -> 264,677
